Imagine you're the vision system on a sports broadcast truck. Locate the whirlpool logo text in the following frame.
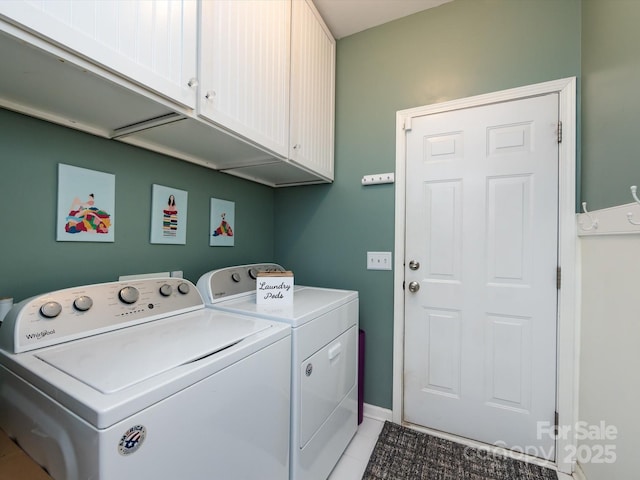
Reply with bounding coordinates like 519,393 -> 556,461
25,329 -> 56,340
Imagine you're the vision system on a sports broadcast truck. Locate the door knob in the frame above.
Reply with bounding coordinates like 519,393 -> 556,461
409,260 -> 420,271
408,281 -> 420,293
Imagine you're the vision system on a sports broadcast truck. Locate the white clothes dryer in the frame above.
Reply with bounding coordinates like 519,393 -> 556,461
197,264 -> 359,480
0,277 -> 291,480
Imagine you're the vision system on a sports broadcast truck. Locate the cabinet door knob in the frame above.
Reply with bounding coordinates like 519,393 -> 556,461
187,78 -> 198,88
205,91 -> 216,100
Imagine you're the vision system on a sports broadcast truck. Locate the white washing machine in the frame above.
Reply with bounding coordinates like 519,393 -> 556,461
197,264 -> 359,480
0,277 -> 291,480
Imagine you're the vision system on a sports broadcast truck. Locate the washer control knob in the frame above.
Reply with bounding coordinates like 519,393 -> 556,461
73,296 -> 93,312
231,273 -> 241,283
177,282 -> 190,295
40,301 -> 62,318
159,284 -> 173,297
248,268 -> 259,280
119,286 -> 140,304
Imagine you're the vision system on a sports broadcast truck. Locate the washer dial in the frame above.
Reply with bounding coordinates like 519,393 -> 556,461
119,286 -> 140,304
73,296 -> 93,312
159,284 -> 173,297
40,301 -> 62,319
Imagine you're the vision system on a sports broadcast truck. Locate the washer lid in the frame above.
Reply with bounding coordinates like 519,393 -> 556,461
35,310 -> 271,394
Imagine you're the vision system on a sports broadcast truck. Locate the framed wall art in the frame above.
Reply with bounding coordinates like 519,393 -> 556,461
150,184 -> 188,245
210,198 -> 235,247
56,163 -> 115,242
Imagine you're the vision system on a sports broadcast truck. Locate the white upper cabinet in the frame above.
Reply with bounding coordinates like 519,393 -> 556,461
0,0 -> 198,109
199,0 -> 291,158
0,0 -> 335,187
290,0 -> 335,181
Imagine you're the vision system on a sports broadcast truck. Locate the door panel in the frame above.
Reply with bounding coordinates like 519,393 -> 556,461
485,315 -> 532,410
425,181 -> 462,278
404,94 -> 559,460
486,175 -> 531,284
423,309 -> 461,397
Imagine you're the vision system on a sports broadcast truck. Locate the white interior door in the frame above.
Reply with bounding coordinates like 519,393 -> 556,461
403,93 -> 559,460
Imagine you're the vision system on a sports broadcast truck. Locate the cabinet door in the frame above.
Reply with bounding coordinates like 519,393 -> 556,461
0,0 -> 197,109
200,0 -> 290,158
290,0 -> 335,180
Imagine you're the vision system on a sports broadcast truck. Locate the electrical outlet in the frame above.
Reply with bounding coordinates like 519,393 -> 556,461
367,251 -> 392,270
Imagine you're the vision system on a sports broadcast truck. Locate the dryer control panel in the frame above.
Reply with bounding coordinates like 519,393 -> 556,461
197,263 -> 285,304
0,278 -> 204,353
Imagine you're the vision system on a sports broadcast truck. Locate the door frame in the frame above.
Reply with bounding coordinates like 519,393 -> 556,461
392,77 -> 578,475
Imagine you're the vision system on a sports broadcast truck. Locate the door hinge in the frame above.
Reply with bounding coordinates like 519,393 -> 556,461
556,266 -> 561,289
557,120 -> 563,143
403,117 -> 412,132
554,411 -> 559,435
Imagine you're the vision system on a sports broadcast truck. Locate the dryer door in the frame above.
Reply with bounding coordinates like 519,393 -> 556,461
299,325 -> 357,447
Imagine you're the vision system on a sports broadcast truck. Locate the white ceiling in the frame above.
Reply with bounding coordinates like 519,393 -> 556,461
313,0 -> 454,39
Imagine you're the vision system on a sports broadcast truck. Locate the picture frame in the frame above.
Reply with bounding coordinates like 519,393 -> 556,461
150,184 -> 188,245
209,198 -> 235,247
56,164 -> 115,242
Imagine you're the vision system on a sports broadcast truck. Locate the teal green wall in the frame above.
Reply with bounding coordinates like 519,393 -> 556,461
275,0 -> 581,409
5,0 -> 633,417
581,0 -> 640,210
0,109 -> 275,302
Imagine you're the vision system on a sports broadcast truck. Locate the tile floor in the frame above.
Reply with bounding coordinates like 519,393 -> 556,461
328,416 -> 384,480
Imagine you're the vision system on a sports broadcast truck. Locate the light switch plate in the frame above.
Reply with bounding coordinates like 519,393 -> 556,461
367,251 -> 392,270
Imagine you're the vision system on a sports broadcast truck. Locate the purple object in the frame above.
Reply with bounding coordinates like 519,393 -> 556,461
358,328 -> 365,424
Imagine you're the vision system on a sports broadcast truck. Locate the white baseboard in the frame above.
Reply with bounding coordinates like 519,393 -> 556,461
363,403 -> 392,422
571,463 -> 587,480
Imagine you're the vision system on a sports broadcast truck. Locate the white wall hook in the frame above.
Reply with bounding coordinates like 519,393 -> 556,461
579,202 -> 598,231
362,172 -> 395,185
627,185 -> 640,225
